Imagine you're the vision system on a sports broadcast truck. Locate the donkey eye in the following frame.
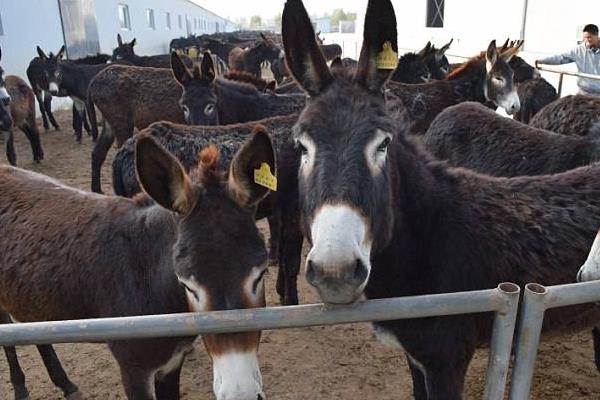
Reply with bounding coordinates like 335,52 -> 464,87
204,103 -> 215,115
377,137 -> 391,153
493,76 -> 504,83
252,269 -> 268,293
295,140 -> 308,156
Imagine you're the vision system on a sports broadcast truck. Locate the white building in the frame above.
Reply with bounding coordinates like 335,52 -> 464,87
324,0 -> 600,96
0,0 -> 237,82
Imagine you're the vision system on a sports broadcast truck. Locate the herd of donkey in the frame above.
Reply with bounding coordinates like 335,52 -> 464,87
2,0 -> 600,398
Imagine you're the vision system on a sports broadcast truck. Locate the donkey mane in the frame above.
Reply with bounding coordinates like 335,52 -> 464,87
216,74 -> 264,95
445,52 -> 485,80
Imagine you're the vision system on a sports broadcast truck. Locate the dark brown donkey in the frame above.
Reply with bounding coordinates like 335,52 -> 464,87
424,101 -> 600,176
88,52 -> 217,193
0,128 -> 274,400
112,34 -> 194,68
282,0 -> 600,399
386,40 -> 522,135
0,47 -> 44,166
529,94 -> 600,136
228,33 -> 283,77
111,115 -> 304,306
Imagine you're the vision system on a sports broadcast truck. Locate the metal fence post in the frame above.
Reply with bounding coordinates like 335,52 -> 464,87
484,282 -> 521,400
508,283 -> 548,400
557,73 -> 564,97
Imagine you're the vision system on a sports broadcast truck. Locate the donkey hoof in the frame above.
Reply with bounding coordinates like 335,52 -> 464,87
66,391 -> 84,400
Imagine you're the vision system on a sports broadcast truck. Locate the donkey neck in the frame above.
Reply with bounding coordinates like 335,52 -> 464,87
60,62 -> 107,100
446,59 -> 487,103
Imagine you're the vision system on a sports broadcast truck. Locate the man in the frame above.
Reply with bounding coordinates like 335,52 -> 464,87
535,24 -> 600,96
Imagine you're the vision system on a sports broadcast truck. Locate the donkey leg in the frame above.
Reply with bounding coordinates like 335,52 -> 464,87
82,109 -> 91,136
35,92 -> 50,132
3,347 -> 30,400
43,93 -> 60,131
154,359 -> 184,400
21,125 -> 44,163
36,345 -> 81,399
5,130 -> 16,166
267,215 -> 280,266
118,365 -> 156,400
90,123 -> 115,194
406,354 -> 428,400
277,215 -> 303,306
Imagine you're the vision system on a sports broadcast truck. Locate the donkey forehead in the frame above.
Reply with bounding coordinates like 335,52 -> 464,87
489,58 -> 514,77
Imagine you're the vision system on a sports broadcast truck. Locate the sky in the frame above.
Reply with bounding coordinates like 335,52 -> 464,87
193,0 -> 366,21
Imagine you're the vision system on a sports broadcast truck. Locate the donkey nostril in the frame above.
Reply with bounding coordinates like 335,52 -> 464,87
353,259 -> 368,283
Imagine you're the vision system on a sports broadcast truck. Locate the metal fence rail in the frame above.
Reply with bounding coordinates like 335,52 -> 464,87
509,280 -> 600,399
536,65 -> 600,96
0,283 -> 520,400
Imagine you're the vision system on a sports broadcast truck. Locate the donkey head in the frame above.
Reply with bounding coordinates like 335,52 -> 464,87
257,33 -> 284,63
36,45 -> 65,95
393,51 -> 431,83
112,34 -> 137,62
171,51 -> 218,125
426,38 -> 453,79
283,0 -> 397,304
0,47 -> 12,131
484,40 -> 521,115
136,126 -> 275,400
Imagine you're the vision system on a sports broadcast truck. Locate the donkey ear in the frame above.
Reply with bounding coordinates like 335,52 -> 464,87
131,38 -> 137,47
486,40 -> 498,72
171,51 -> 192,86
282,0 -> 332,96
135,135 -> 194,215
417,41 -> 431,57
117,34 -> 123,46
439,38 -> 453,54
56,45 -> 66,60
499,38 -> 510,52
330,57 -> 344,71
260,32 -> 268,41
265,80 -> 277,92
37,46 -> 48,60
501,40 -> 524,62
354,0 -> 398,93
228,125 -> 276,208
200,52 -> 216,83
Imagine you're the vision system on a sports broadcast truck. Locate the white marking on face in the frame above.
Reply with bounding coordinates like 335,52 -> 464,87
307,204 -> 371,281
212,351 -> 265,400
578,230 -> 600,282
0,87 -> 10,101
49,82 -> 59,93
365,129 -> 392,176
295,133 -> 317,178
497,89 -> 521,115
243,265 -> 268,306
178,276 -> 209,312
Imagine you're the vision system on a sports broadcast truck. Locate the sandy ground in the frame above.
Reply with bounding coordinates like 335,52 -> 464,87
0,110 -> 600,399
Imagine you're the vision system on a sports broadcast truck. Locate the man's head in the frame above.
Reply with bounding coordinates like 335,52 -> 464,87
583,24 -> 599,49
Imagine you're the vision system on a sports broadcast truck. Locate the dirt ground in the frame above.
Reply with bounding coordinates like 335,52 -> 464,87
1,110 -> 600,399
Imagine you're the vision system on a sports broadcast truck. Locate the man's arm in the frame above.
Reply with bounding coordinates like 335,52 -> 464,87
535,47 -> 578,68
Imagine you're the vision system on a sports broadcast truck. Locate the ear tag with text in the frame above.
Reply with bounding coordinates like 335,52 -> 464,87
376,40 -> 398,70
254,162 -> 277,191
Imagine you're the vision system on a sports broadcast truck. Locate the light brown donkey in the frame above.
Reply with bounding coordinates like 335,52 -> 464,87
0,126 -> 275,400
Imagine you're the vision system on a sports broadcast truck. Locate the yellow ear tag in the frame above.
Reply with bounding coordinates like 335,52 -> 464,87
254,162 -> 277,191
376,40 -> 398,70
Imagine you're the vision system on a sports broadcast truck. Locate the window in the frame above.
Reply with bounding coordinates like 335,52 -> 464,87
0,12 -> 4,36
178,15 -> 183,29
146,9 -> 155,30
166,12 -> 171,29
426,0 -> 444,28
118,4 -> 131,30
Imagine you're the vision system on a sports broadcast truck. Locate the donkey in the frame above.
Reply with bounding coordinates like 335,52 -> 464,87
88,52 -> 217,193
391,50 -> 431,84
0,48 -> 44,166
529,94 -> 600,136
228,33 -> 283,77
112,34 -> 194,68
282,1 -> 600,399
424,39 -> 453,79
424,102 -> 600,176
26,46 -> 65,131
0,128 -> 274,400
111,114 -> 304,306
386,40 -> 522,135
514,77 -> 558,124
44,60 -> 109,142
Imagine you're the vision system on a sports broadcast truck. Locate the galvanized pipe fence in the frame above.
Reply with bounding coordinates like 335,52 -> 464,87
509,280 -> 600,399
0,283 -> 520,400
536,65 -> 600,96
